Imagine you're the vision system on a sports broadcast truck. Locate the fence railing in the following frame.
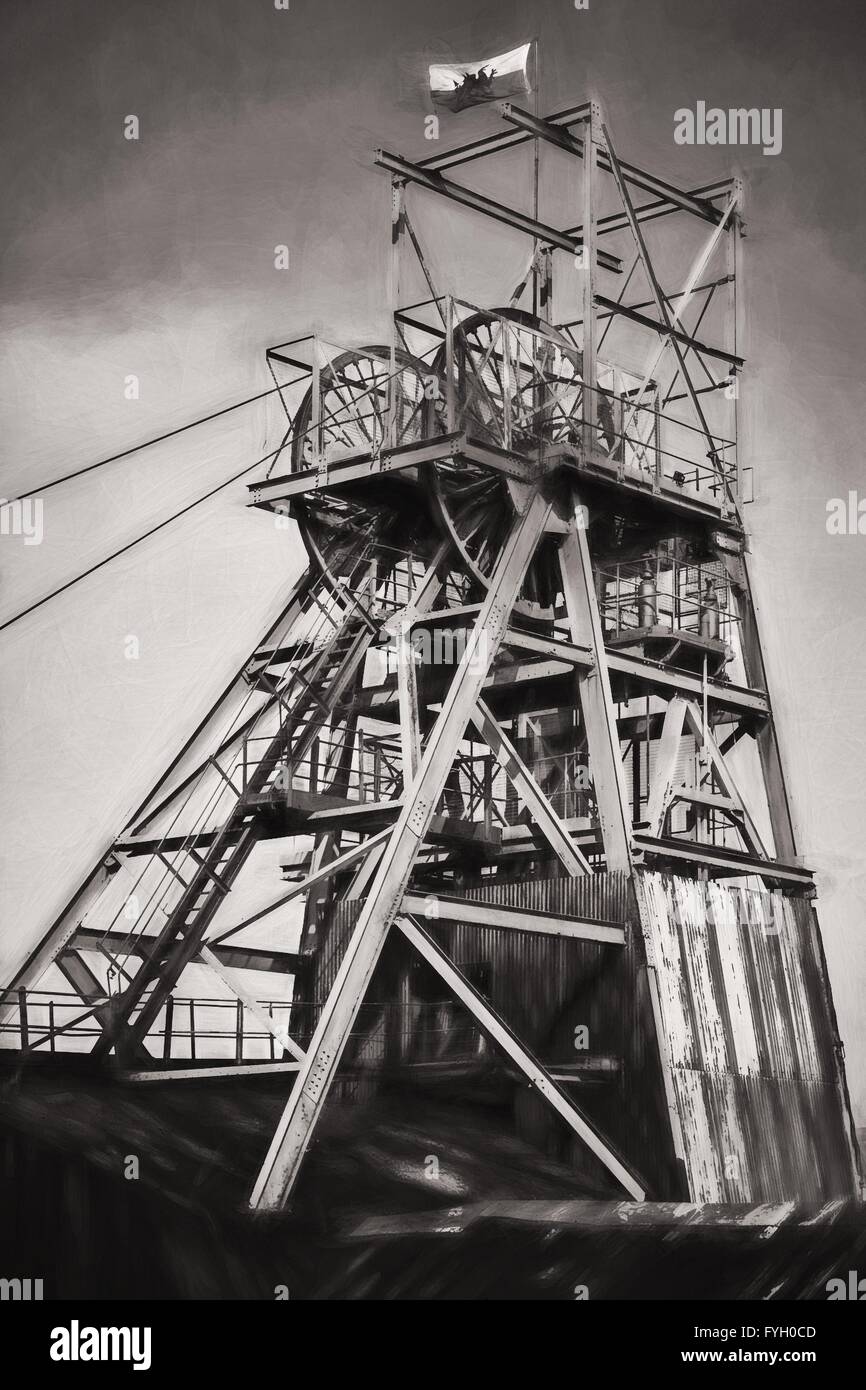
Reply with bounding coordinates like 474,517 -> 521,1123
0,990 -> 494,1067
0,989 -> 295,1062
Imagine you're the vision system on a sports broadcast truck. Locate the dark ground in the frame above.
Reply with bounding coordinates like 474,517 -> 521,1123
1,1057 -> 864,1300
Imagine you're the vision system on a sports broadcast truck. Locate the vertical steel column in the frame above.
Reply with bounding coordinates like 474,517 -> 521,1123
388,176 -> 403,447
727,178 -> 743,500
723,554 -> 798,861
235,998 -> 244,1063
539,245 -> 553,323
445,296 -> 456,432
645,698 -> 687,836
311,339 -> 322,477
392,548 -> 446,795
559,500 -> 633,871
163,997 -> 174,1061
396,624 -> 422,791
580,102 -> 600,457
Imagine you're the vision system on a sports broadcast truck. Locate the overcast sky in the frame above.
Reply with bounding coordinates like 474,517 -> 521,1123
2,0 -> 865,1115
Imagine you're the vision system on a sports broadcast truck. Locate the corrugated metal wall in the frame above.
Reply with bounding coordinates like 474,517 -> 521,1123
307,870 -> 858,1203
318,872 -> 678,1194
636,871 -> 859,1203
460,871 -> 631,924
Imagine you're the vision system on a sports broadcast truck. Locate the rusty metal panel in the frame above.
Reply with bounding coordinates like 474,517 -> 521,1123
638,870 -> 857,1203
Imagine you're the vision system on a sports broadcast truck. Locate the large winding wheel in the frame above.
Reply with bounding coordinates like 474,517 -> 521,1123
426,309 -> 589,615
289,345 -> 435,583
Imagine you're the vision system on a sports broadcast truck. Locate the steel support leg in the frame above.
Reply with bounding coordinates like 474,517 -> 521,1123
558,501 -> 633,870
645,697 -> 688,836
249,489 -> 551,1210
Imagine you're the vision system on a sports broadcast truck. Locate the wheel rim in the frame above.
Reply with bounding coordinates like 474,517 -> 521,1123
290,346 -> 433,576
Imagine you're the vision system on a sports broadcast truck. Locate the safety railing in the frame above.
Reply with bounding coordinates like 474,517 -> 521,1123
241,727 -> 597,831
0,989 -> 493,1066
0,988 -> 294,1061
394,295 -> 738,510
596,557 -> 739,644
264,302 -> 740,524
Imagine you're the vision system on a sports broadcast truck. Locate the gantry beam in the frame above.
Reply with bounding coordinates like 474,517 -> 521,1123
502,630 -> 768,718
634,833 -> 813,886
593,294 -> 743,370
248,434 -> 538,512
69,927 -> 300,975
489,819 -> 812,886
125,1061 -> 301,1083
114,830 -> 243,856
418,102 -> 592,172
565,188 -> 736,241
417,98 -> 733,232
400,894 -> 625,945
197,944 -> 305,1062
249,433 -> 461,507
375,150 -> 623,274
550,445 -> 743,535
56,951 -> 106,1006
356,647 -> 769,720
497,104 -> 727,225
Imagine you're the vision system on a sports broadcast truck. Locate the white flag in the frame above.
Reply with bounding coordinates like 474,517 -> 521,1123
429,43 -> 532,114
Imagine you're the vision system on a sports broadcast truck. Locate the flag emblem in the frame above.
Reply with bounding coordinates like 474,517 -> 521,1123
429,43 -> 533,114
